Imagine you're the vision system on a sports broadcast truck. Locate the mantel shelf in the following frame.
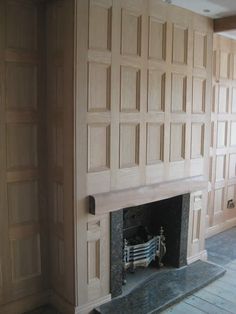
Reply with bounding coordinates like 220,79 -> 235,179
89,176 -> 208,215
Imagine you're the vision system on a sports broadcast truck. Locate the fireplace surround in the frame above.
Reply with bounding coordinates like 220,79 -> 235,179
110,194 -> 190,297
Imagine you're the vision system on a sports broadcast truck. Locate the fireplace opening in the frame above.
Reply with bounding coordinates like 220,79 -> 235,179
110,194 -> 190,298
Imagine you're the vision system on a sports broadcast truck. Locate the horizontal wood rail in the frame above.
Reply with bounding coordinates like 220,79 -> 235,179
89,176 -> 207,215
214,15 -> 236,33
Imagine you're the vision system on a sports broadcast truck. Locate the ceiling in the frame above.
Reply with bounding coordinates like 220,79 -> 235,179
166,0 -> 236,39
168,0 -> 236,18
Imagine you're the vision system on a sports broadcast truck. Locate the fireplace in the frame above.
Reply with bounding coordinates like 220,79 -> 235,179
110,194 -> 190,297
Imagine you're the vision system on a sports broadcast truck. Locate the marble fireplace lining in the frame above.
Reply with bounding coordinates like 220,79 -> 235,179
110,194 -> 190,298
94,260 -> 226,314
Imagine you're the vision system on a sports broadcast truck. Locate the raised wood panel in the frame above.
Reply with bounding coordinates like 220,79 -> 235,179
192,77 -> 206,113
215,155 -> 226,182
11,234 -> 41,282
88,62 -> 111,112
191,123 -> 204,159
119,123 -> 139,168
219,51 -> 229,79
233,54 -> 236,80
230,122 -> 236,147
6,63 -> 37,110
87,240 -> 100,284
192,208 -> 201,242
56,66 -> 64,109
171,73 -> 187,112
172,24 -> 188,65
146,123 -> 164,164
232,88 -> 236,113
89,1 -> 112,51
148,70 -> 165,112
121,9 -> 141,56
214,188 -> 224,214
229,154 -> 236,179
53,182 -> 64,224
217,121 -> 227,148
7,124 -> 38,169
227,185 -> 236,202
52,125 -> 64,168
193,31 -> 207,69
6,0 -> 37,51
120,66 -> 140,112
148,17 -> 166,61
218,85 -> 228,113
8,181 -> 38,225
170,123 -> 185,162
88,124 -> 110,172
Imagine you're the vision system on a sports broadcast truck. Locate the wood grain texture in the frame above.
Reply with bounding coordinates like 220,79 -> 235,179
207,34 -> 236,238
214,15 -> 236,33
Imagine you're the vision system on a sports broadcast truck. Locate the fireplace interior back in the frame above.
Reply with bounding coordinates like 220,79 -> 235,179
110,194 -> 190,297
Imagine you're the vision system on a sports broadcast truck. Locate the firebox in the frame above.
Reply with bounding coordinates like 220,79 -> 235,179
110,194 -> 190,297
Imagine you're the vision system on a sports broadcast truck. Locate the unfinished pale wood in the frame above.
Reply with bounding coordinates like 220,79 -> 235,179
207,34 -> 236,237
89,176 -> 208,215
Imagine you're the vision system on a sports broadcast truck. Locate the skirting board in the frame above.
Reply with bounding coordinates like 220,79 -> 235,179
0,290 -> 50,314
75,294 -> 111,314
51,292 -> 111,314
187,250 -> 208,265
206,217 -> 236,238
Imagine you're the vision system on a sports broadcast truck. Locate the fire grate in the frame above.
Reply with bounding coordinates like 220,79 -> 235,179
123,227 -> 166,272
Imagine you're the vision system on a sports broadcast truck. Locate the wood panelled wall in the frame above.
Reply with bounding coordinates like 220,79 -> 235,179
0,0 -> 49,312
207,35 -> 236,237
75,0 -> 213,311
46,0 -> 75,309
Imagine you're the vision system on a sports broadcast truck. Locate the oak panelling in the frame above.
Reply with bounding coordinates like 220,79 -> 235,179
214,188 -> 224,214
216,121 -> 227,148
170,123 -> 185,162
148,70 -> 165,112
88,123 -> 110,172
11,234 -> 41,282
120,66 -> 140,112
232,88 -> 236,113
6,0 -> 37,51
191,123 -> 204,159
119,123 -> 140,168
146,123 -> 164,164
215,155 -> 226,182
0,1 -> 49,308
192,77 -> 206,113
79,0 -> 213,307
218,85 -> 229,113
172,24 -> 188,65
6,63 -> 37,110
230,122 -> 236,147
47,0 -> 75,305
171,73 -> 187,113
229,154 -> 236,179
193,31 -> 207,69
219,51 -> 230,80
207,35 -> 236,237
7,124 -> 38,169
8,181 -> 39,225
121,9 -> 141,57
148,17 -> 166,61
89,1 -> 112,51
88,62 -> 111,112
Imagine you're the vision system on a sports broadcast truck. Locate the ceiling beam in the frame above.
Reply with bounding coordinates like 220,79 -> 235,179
214,15 -> 236,33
